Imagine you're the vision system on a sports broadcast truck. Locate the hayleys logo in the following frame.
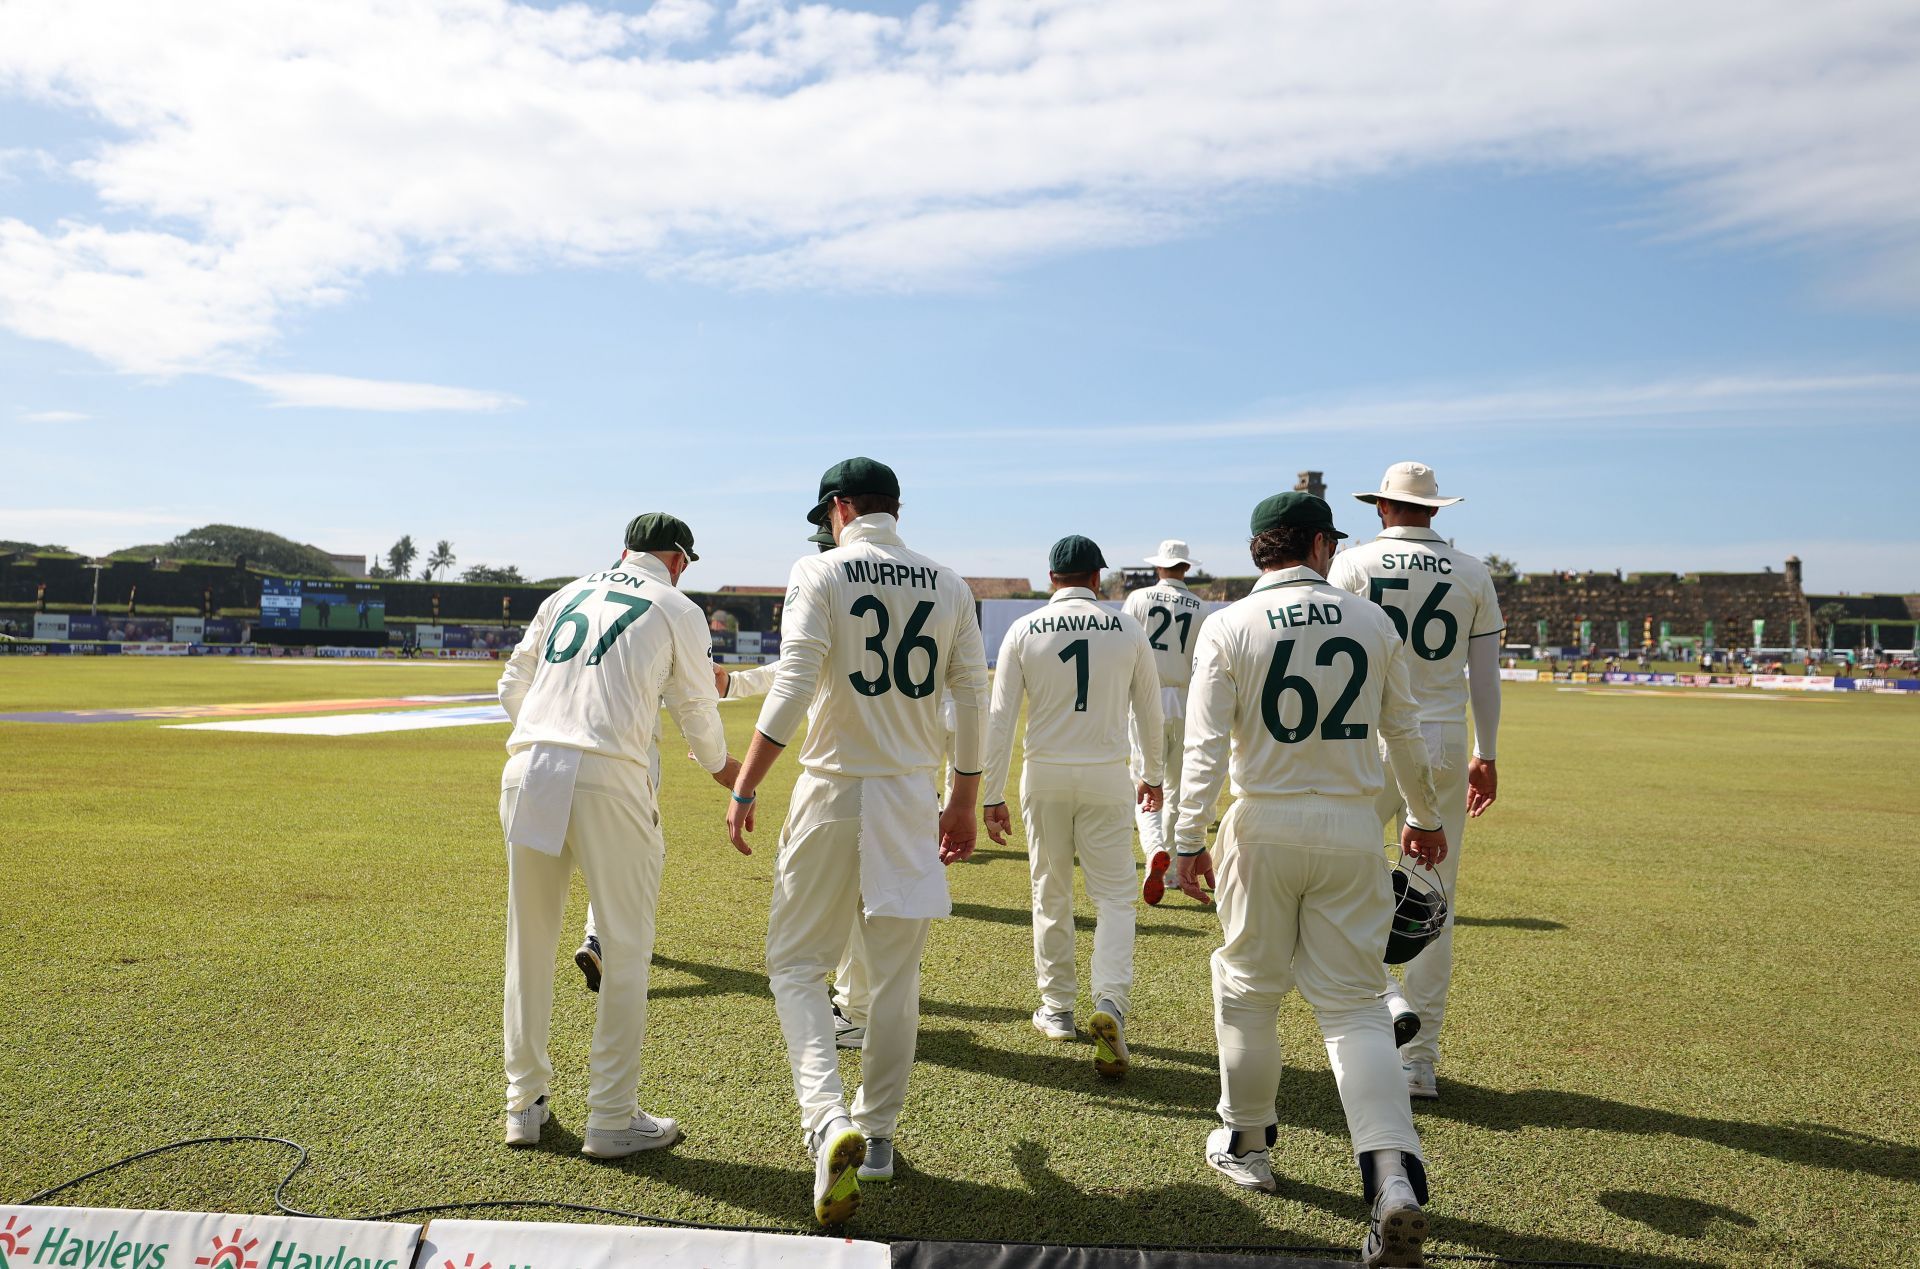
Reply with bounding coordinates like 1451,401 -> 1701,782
195,1232 -> 258,1269
443,1256 -> 490,1269
0,1216 -> 34,1268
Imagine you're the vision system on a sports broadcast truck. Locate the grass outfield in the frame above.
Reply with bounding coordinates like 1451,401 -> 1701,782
2,658 -> 1916,1267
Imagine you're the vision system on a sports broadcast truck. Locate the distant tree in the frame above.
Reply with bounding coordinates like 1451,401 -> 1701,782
1814,602 -> 1849,652
424,540 -> 456,580
1484,553 -> 1519,578
0,539 -> 72,555
110,525 -> 338,575
461,563 -> 525,584
367,562 -> 391,579
386,535 -> 418,579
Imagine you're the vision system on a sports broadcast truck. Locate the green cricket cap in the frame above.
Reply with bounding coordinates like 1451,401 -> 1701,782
806,528 -> 835,549
809,456 -> 900,526
1250,491 -> 1348,540
624,512 -> 699,561
1048,534 -> 1107,575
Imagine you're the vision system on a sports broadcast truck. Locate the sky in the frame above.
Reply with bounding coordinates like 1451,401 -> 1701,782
2,0 -> 1918,594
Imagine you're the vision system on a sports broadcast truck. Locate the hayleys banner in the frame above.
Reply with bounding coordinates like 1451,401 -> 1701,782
0,1206 -> 418,1269
417,1219 -> 887,1269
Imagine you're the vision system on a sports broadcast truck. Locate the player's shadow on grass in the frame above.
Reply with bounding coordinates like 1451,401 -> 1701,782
913,1027 -> 1218,1119
1598,1190 -> 1757,1239
1453,914 -> 1567,931
917,998 -> 1221,1071
948,900 -> 1209,939
649,955 -> 769,1002
1422,1078 -> 1920,1186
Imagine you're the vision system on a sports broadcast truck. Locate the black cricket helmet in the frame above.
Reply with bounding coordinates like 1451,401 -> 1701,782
1385,862 -> 1448,965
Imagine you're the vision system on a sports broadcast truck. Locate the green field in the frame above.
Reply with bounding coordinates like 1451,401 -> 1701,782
2,659 -> 1916,1266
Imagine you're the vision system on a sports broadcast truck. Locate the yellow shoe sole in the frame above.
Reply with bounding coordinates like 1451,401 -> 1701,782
1090,1010 -> 1129,1078
814,1127 -> 866,1226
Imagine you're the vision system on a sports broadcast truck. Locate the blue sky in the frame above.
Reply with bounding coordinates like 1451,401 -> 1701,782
3,1 -> 1917,593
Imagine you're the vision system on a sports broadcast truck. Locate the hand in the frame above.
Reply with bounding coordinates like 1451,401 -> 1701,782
939,799 -> 977,865
711,755 -> 742,790
1466,757 -> 1497,817
1176,850 -> 1215,903
725,794 -> 756,856
713,665 -> 731,696
1400,823 -> 1447,869
984,803 -> 1013,845
1137,781 -> 1163,814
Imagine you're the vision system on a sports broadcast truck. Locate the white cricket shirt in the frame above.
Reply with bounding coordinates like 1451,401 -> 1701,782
1174,565 -> 1441,854
1122,577 -> 1208,689
981,587 -> 1165,803
499,552 -> 728,774
1327,527 -> 1505,725
755,515 -> 988,778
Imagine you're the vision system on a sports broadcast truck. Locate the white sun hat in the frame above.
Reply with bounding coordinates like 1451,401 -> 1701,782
1144,539 -> 1199,569
1354,461 -> 1464,508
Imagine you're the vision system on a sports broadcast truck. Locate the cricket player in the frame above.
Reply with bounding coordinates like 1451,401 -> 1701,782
982,535 -> 1164,1075
1329,462 -> 1503,1101
497,513 -> 739,1158
571,527 -> 838,996
1176,492 -> 1448,1268
726,458 -> 988,1226
1123,539 -> 1209,904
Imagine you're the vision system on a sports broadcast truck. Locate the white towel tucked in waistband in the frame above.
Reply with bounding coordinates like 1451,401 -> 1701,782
506,743 -> 581,856
858,772 -> 948,920
1162,684 -> 1187,722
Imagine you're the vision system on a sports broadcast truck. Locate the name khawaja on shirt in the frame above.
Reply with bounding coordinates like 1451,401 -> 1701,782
1027,612 -> 1124,634
841,560 -> 939,588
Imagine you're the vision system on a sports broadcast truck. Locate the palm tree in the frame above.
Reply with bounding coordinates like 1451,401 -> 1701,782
1814,602 -> 1849,654
424,540 -> 456,581
386,535 -> 418,579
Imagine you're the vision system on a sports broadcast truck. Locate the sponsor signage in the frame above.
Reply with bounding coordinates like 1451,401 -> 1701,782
316,646 -> 380,659
0,1206 -> 418,1269
1498,668 -> 1540,682
122,643 -> 194,657
417,1218 -> 888,1269
173,618 -> 206,643
32,614 -> 69,641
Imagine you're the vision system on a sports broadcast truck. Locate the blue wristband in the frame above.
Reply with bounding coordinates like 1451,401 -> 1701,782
732,791 -> 756,805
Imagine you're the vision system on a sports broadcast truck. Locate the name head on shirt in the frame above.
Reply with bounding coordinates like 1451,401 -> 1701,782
1266,601 -> 1344,630
1027,612 -> 1123,635
1378,552 -> 1453,574
842,560 -> 939,588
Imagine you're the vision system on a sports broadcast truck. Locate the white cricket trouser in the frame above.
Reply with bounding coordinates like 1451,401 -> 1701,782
502,750 -> 665,1132
1375,722 -> 1470,1065
1022,760 -> 1138,1016
1132,711 -> 1186,863
832,920 -> 869,1026
1211,795 -> 1423,1162
766,769 -> 932,1140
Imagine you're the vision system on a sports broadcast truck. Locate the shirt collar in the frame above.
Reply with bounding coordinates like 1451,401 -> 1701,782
840,513 -> 904,548
1156,577 -> 1192,592
1050,586 -> 1099,603
1249,565 -> 1325,594
1376,526 -> 1448,544
619,551 -> 676,586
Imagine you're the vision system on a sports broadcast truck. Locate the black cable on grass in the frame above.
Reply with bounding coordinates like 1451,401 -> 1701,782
19,1134 -> 1633,1268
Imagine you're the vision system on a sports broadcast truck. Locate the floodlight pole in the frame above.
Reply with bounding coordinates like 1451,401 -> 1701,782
86,560 -> 105,616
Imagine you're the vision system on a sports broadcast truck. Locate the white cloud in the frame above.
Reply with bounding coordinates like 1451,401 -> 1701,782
16,409 -> 90,422
227,371 -> 523,412
0,0 -> 1916,376
882,370 -> 1920,445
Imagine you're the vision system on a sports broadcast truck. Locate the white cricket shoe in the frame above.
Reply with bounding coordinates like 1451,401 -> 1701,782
857,1137 -> 895,1183
1032,1007 -> 1076,1041
582,1110 -> 683,1158
1204,1127 -> 1277,1194
811,1116 -> 866,1225
1362,1174 -> 1428,1266
1090,1000 -> 1129,1078
504,1095 -> 548,1147
833,1003 -> 866,1050
1404,1059 -> 1438,1100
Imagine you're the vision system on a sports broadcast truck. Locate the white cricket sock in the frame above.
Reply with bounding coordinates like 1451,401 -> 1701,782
1369,1149 -> 1408,1185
